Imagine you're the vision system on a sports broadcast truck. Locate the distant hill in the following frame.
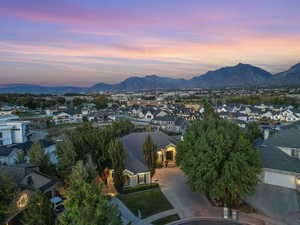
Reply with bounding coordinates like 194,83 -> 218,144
1,62 -> 300,93
190,63 -> 272,88
268,63 -> 300,86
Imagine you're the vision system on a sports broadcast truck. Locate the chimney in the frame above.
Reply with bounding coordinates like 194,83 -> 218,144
264,129 -> 270,140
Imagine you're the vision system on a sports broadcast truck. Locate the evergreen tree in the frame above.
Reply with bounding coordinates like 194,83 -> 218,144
28,142 -> 54,175
142,134 -> 157,177
22,192 -> 55,225
15,150 -> 27,164
58,162 -> 123,225
245,122 -> 263,143
202,101 -> 218,119
109,139 -> 125,191
176,119 -> 261,208
56,139 -> 77,179
0,174 -> 15,225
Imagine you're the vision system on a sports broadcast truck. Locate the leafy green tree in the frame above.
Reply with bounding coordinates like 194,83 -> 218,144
245,122 -> 263,143
0,174 -> 15,224
15,150 -> 27,164
112,119 -> 135,137
28,142 -> 54,175
202,101 -> 218,119
176,119 -> 261,208
94,95 -> 109,109
142,134 -> 157,177
69,161 -> 90,183
56,139 -> 77,179
58,163 -> 123,225
109,139 -> 126,191
22,192 -> 55,225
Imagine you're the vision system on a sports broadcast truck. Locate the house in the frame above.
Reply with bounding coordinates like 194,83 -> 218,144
152,115 -> 189,133
258,144 -> 300,191
108,132 -> 179,187
1,164 -> 60,224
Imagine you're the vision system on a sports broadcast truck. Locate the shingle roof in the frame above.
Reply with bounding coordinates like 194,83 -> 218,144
121,132 -> 178,173
264,126 -> 300,148
259,144 -> 300,174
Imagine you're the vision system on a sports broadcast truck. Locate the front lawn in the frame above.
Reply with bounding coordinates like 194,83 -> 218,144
152,214 -> 180,225
118,189 -> 173,219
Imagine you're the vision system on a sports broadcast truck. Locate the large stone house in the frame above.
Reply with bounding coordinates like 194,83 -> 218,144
108,132 -> 179,187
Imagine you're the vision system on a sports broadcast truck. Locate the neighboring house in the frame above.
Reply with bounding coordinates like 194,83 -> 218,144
52,111 -> 83,125
152,115 -> 189,133
1,164 -> 60,224
258,144 -> 300,191
107,132 -> 179,187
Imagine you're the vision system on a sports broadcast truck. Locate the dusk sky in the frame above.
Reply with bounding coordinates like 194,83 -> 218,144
1,0 -> 300,86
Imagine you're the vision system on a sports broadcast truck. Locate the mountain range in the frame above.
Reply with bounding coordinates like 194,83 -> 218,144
1,62 -> 300,94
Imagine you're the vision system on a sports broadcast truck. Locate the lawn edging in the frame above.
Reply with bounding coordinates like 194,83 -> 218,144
120,183 -> 159,195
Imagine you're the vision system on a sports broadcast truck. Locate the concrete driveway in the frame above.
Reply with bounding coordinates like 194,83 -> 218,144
153,167 -> 213,219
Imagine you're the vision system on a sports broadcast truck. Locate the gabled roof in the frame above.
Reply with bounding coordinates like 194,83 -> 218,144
259,144 -> 300,174
121,132 -> 178,173
264,126 -> 300,148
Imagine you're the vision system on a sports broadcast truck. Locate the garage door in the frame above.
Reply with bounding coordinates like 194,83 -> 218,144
264,171 -> 296,190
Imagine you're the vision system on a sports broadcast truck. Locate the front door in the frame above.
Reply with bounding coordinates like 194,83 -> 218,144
166,151 -> 173,161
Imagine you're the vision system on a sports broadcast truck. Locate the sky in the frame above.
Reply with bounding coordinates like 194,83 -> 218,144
0,0 -> 300,87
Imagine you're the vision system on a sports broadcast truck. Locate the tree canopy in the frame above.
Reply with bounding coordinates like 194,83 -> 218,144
58,162 -> 123,225
142,134 -> 157,177
245,122 -> 263,143
109,139 -> 126,191
22,192 -> 55,225
28,142 -> 54,175
176,119 -> 261,207
0,174 -> 15,225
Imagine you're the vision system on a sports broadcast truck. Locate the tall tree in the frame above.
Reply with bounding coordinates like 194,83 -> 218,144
202,101 -> 218,119
109,139 -> 126,191
22,192 -> 55,225
58,163 -> 123,225
0,174 -> 15,225
245,122 -> 263,143
28,142 -> 54,174
15,150 -> 27,164
142,134 -> 157,177
111,119 -> 135,137
176,119 -> 261,208
56,139 -> 77,179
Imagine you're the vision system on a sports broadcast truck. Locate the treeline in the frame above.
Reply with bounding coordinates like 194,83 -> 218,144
225,95 -> 300,107
0,93 -> 109,109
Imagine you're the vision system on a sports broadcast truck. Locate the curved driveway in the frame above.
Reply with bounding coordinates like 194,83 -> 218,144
153,167 -> 215,219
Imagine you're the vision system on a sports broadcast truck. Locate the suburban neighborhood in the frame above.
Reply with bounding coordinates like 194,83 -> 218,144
0,89 -> 300,225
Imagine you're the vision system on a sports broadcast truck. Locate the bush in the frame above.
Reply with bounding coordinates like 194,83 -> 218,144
120,183 -> 159,194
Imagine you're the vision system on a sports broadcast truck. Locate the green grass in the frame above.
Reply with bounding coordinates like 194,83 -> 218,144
118,188 -> 173,219
152,214 -> 180,225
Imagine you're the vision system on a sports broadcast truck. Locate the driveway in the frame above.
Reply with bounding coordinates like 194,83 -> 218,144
153,167 -> 213,219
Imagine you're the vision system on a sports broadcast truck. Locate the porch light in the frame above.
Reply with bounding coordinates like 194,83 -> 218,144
296,177 -> 300,186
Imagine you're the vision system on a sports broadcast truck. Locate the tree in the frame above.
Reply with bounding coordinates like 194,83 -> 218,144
142,134 -> 157,177
22,192 -> 55,225
28,142 -> 54,175
176,119 -> 261,208
111,119 -> 135,137
0,174 -> 15,224
15,150 -> 27,164
94,95 -> 109,109
202,101 -> 218,119
58,163 -> 123,225
245,122 -> 263,143
69,161 -> 90,183
109,139 -> 126,191
56,139 -> 77,179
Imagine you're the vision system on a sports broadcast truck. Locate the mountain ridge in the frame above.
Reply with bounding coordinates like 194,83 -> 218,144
1,62 -> 300,93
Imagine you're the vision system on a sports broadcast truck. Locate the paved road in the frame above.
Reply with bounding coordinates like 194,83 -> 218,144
153,167 -> 213,219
